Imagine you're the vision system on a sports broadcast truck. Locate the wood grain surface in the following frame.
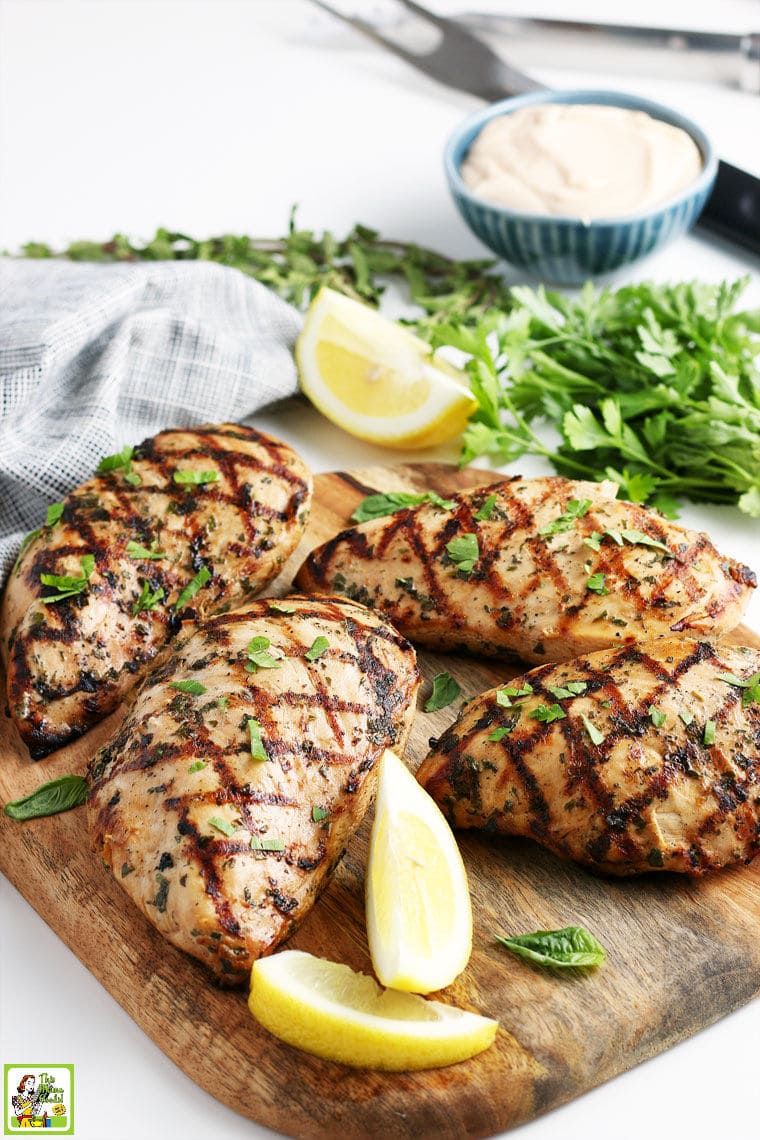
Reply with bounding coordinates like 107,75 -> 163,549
2,462 -> 759,1140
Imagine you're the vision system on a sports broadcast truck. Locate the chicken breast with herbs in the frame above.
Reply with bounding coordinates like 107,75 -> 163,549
87,595 -> 420,984
2,424 -> 312,758
295,477 -> 755,664
418,637 -> 760,875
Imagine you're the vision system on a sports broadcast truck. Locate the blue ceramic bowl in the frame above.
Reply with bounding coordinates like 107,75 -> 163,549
444,88 -> 718,284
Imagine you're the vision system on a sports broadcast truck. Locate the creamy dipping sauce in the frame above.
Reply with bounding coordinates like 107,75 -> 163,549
461,103 -> 703,221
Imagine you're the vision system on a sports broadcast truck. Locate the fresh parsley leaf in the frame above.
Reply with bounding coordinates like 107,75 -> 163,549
97,444 -> 134,474
717,669 -> 760,706
547,681 -> 587,700
649,706 -> 667,728
188,760 -> 207,773
586,572 -> 610,595
538,499 -> 592,537
445,533 -> 479,574
618,529 -> 671,555
495,925 -> 606,969
474,493 -> 497,521
245,635 -> 281,672
424,672 -> 462,712
580,713 -> 605,745
679,709 -> 694,726
351,490 -> 456,523
174,565 -> 211,610
247,717 -> 267,762
170,679 -> 207,696
529,703 -> 566,724
488,725 -> 512,741
583,532 -> 603,552
132,581 -> 164,617
126,540 -> 166,561
4,774 -> 88,821
268,601 -> 296,614
251,835 -> 285,852
305,636 -> 330,662
173,469 -> 219,485
703,720 -> 717,745
46,502 -> 64,526
496,682 -> 533,707
209,815 -> 236,838
40,554 -> 95,604
312,806 -> 330,823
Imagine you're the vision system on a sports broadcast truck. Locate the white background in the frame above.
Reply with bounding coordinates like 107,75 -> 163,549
1,2 -> 760,1139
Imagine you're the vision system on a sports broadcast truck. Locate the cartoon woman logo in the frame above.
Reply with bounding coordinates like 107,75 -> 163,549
10,1074 -> 47,1129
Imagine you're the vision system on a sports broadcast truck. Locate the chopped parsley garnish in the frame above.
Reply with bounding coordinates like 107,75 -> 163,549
679,709 -> 694,726
703,720 -> 717,746
580,714 -> 605,745
586,572 -> 610,595
40,553 -> 95,604
474,493 -> 497,521
170,679 -> 207,696
174,565 -> 211,611
209,816 -> 236,838
268,600 -> 296,614
188,760 -> 207,773
245,635 -> 281,672
312,806 -> 330,823
529,703 -> 566,724
251,835 -> 285,852
125,540 -> 166,560
124,471 -> 142,486
497,682 -> 533,705
97,444 -> 134,475
547,681 -> 588,700
584,528 -> 671,556
173,469 -> 219,485
247,717 -> 267,762
538,498 -> 592,536
46,502 -> 64,526
305,636 -> 330,662
132,581 -> 164,617
488,725 -> 512,742
424,672 -> 462,712
351,490 -> 455,523
583,532 -> 603,552
717,669 -> 760,706
649,706 -> 667,728
445,533 -> 479,574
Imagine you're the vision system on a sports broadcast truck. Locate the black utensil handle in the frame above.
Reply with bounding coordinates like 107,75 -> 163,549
697,160 -> 760,258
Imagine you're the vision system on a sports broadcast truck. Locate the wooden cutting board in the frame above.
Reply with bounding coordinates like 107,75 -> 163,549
2,462 -> 759,1140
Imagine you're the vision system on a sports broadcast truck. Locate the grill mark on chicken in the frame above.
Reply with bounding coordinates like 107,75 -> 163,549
295,477 -> 755,664
418,637 -> 760,876
87,596 -> 420,982
3,424 -> 313,758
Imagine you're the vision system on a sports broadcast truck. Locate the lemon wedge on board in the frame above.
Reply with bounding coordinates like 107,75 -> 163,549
248,950 -> 497,1070
366,749 -> 473,994
296,288 -> 477,448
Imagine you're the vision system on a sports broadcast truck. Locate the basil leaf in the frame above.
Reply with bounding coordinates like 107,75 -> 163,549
4,774 -> 88,821
580,713 -> 605,745
424,671 -> 462,712
496,925 -> 606,969
170,679 -> 207,696
312,806 -> 329,822
474,493 -> 497,521
132,581 -> 164,617
188,760 -> 207,773
547,681 -> 587,700
126,540 -> 166,561
251,835 -> 285,852
39,554 -> 95,604
174,565 -> 211,611
248,717 -> 267,762
46,502 -> 64,526
529,703 -> 566,724
351,490 -> 455,523
648,705 -> 666,728
97,444 -> 134,474
173,469 -> 219,485
268,600 -> 296,614
586,572 -> 610,595
703,719 -> 716,745
245,635 -> 281,672
209,815 -> 236,838
488,725 -> 512,741
305,636 -> 330,662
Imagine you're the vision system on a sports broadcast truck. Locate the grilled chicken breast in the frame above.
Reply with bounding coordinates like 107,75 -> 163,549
2,424 -> 312,758
87,595 -> 420,984
418,638 -> 760,876
295,477 -> 755,665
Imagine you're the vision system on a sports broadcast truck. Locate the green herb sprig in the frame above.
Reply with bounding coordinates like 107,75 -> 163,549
351,490 -> 455,523
496,925 -> 606,969
424,671 -> 462,712
4,774 -> 88,820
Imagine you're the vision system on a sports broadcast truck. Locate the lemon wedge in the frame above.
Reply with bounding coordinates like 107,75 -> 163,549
366,749 -> 473,994
296,288 -> 477,448
249,950 -> 497,1070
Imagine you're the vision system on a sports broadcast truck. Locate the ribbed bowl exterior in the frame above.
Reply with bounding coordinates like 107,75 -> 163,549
445,89 -> 718,285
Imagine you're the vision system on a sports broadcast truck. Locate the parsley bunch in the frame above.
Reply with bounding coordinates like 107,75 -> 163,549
22,221 -> 760,516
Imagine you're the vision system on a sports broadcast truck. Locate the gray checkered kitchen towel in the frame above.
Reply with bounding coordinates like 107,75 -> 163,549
0,258 -> 303,583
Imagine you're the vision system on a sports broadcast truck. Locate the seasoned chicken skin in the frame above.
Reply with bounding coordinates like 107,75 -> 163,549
295,477 -> 755,664
87,595 -> 420,984
2,424 -> 312,758
417,638 -> 760,876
